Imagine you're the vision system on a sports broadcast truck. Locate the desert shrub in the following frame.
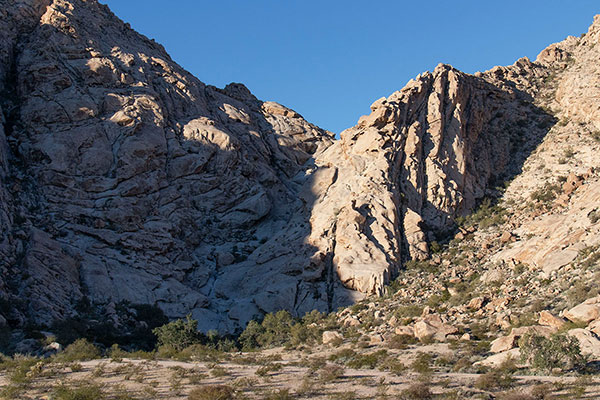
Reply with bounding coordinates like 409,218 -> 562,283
209,364 -> 230,377
387,334 -> 418,349
55,338 -> 101,362
239,310 -> 329,351
239,311 -> 293,350
52,382 -> 105,400
530,384 -> 553,400
393,305 -> 424,319
378,358 -> 407,375
345,350 -> 388,369
475,370 -> 514,391
188,385 -> 234,400
496,391 -> 534,400
404,259 -> 439,273
318,363 -> 345,382
108,344 -> 127,362
328,348 -> 357,364
262,389 -> 293,400
458,197 -> 506,229
530,183 -> 560,204
400,383 -> 432,399
519,333 -> 586,372
176,343 -> 224,362
411,352 -> 433,375
255,363 -> 282,377
152,315 -> 201,351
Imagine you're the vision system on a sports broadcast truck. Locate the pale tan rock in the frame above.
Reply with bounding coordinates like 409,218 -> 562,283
322,331 -> 343,345
564,303 -> 600,324
413,320 -> 438,341
500,231 -> 514,244
394,326 -> 415,336
477,348 -> 522,368
538,311 -> 567,329
468,297 -> 487,310
511,325 -> 556,338
567,329 -> 600,359
589,320 -> 600,337
490,335 -> 518,353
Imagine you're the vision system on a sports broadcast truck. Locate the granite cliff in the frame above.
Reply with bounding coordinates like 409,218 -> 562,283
1,0 -> 599,337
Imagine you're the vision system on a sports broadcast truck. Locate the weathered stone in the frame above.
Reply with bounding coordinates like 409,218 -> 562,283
477,349 -> 522,368
322,331 -> 343,345
567,329 -> 600,359
538,311 -> 567,329
564,303 -> 600,324
490,335 -> 518,353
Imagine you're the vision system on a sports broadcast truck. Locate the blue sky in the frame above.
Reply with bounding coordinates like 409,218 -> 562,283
102,1 -> 599,134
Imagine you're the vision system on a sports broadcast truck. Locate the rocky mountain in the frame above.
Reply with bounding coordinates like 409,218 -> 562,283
1,0 -> 599,340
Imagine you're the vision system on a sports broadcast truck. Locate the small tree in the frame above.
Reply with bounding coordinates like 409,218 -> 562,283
152,315 -> 200,351
519,333 -> 586,373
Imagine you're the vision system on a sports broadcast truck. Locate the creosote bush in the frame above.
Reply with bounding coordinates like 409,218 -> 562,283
400,383 -> 432,399
188,385 -> 234,400
55,338 -> 101,362
153,314 -> 200,351
52,381 -> 105,400
519,333 -> 586,373
239,310 -> 333,351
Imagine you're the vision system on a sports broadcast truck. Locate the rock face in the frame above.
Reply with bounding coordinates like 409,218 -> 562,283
1,0 -> 599,334
0,0 -> 337,332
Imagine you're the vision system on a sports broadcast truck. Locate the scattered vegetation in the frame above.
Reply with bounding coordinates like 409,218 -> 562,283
519,334 -> 586,373
187,385 -> 235,400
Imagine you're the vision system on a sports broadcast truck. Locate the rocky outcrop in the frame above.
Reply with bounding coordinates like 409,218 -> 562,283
0,0 -> 337,332
2,0 -> 599,335
305,59 -> 553,295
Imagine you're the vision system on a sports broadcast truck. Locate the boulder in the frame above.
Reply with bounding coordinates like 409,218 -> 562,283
477,349 -> 522,368
538,311 -> 567,329
322,331 -> 343,345
395,326 -> 415,336
589,319 -> 600,337
567,329 -> 600,359
564,303 -> 600,324
490,335 -> 518,353
414,314 -> 458,342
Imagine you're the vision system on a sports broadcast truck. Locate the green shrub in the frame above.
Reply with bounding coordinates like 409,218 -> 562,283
404,259 -> 439,273
345,350 -> 388,369
458,198 -> 507,229
188,385 -> 234,400
152,315 -> 201,351
393,305 -> 424,319
52,382 -> 105,400
387,334 -> 418,349
519,333 -> 586,373
530,183 -> 560,204
411,352 -> 433,375
56,339 -> 101,362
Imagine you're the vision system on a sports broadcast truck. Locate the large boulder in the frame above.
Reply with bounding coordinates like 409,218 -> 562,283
564,301 -> 600,324
567,329 -> 600,359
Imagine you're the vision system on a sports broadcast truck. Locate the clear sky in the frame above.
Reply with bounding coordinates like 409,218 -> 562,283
101,1 -> 599,134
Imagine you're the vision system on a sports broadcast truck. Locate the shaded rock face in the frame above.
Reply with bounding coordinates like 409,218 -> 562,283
0,0 -> 337,332
0,0 -> 586,333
